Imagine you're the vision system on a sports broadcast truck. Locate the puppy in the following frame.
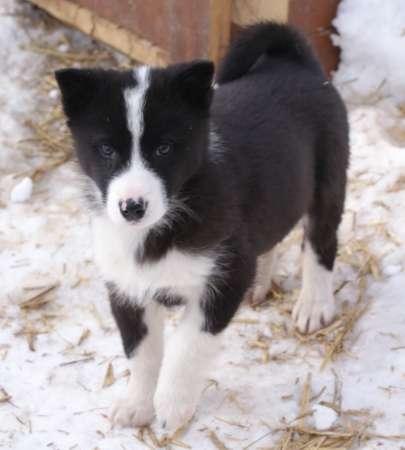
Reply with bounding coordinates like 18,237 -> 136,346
56,22 -> 349,431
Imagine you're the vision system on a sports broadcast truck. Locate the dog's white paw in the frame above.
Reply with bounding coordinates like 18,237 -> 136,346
154,384 -> 198,431
292,291 -> 336,334
110,395 -> 155,428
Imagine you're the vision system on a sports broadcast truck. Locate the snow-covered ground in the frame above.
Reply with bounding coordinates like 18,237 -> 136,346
1,1 -> 405,449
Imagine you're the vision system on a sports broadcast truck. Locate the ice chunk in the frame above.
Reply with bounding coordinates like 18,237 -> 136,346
10,177 -> 33,203
312,404 -> 338,430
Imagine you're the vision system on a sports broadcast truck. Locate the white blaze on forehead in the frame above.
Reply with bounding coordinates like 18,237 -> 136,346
105,66 -> 167,227
124,66 -> 151,156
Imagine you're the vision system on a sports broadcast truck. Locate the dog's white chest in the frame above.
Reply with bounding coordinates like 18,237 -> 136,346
91,216 -> 214,301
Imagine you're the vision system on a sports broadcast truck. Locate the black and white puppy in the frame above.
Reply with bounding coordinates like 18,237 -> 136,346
56,22 -> 349,430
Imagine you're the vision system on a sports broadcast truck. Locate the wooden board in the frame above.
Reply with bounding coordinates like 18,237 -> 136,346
29,0 -> 169,65
30,0 -> 231,65
29,0 -> 340,73
233,0 -> 289,25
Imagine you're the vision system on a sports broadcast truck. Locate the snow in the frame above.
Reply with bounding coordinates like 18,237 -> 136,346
333,0 -> 405,107
333,0 -> 405,148
1,1 -> 405,449
10,177 -> 33,203
312,404 -> 338,431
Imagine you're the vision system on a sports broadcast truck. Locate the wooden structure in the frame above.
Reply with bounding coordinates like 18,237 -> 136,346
28,0 -> 341,74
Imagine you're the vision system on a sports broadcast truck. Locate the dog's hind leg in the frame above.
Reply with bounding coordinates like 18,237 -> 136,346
293,134 -> 348,333
293,226 -> 337,334
247,247 -> 277,305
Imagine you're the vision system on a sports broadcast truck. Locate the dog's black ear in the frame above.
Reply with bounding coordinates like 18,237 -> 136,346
55,68 -> 99,119
171,60 -> 214,109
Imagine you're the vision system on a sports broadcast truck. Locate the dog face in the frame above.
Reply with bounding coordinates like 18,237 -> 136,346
56,61 -> 214,228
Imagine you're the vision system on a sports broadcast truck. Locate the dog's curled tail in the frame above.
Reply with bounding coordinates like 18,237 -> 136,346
216,22 -> 324,84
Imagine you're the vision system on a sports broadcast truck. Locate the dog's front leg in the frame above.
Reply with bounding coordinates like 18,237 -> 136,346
154,260 -> 253,431
109,286 -> 164,428
153,291 -> 217,431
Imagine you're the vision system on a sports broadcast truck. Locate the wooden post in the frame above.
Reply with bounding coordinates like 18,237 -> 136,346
232,0 -> 289,25
208,0 -> 233,64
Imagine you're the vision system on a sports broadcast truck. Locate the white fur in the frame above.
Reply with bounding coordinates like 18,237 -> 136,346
94,212 -> 220,429
293,242 -> 336,333
125,66 -> 149,143
249,247 -> 277,304
92,215 -> 216,304
154,292 -> 220,430
208,129 -> 225,163
111,303 -> 164,427
106,66 -> 167,228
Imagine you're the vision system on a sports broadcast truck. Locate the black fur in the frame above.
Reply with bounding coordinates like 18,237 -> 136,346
216,22 -> 324,84
55,68 -> 136,203
153,289 -> 184,308
57,22 -> 348,344
107,283 -> 147,357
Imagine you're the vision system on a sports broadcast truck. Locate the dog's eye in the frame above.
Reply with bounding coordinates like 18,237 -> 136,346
155,144 -> 171,157
98,143 -> 116,158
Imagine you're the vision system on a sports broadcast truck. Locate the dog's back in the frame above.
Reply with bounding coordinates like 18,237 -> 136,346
212,22 -> 349,255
